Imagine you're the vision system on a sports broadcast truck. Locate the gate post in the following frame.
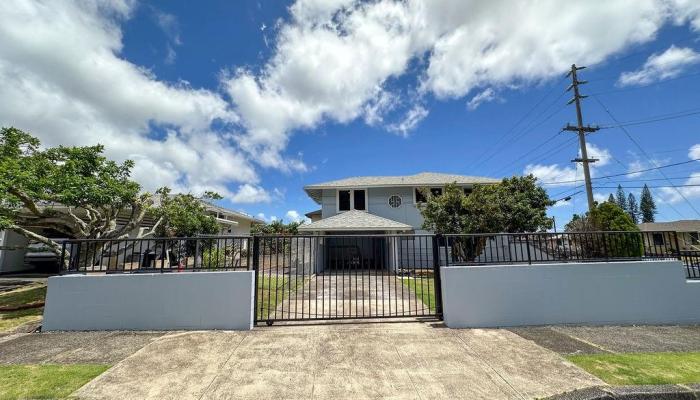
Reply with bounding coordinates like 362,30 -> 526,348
432,234 -> 443,317
251,236 -> 260,324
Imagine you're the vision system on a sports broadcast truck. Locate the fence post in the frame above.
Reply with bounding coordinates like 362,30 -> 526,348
673,231 -> 681,260
194,235 -> 201,269
431,234 -> 443,317
251,235 -> 260,324
525,234 -> 532,265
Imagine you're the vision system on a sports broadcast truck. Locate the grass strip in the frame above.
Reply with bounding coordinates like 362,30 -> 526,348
0,364 -> 109,400
400,276 -> 436,312
567,352 -> 700,385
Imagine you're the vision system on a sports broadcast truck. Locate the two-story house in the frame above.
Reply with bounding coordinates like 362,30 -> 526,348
299,172 -> 499,270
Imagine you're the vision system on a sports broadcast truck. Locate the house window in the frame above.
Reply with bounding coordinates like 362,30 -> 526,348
463,188 -> 472,196
388,195 -> 402,208
414,188 -> 427,203
354,190 -> 366,211
652,233 -> 665,246
337,189 -> 367,212
339,190 -> 351,211
414,187 -> 443,204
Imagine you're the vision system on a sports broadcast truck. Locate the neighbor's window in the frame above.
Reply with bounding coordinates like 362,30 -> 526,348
463,188 -> 472,196
691,232 -> 700,245
354,189 -> 366,211
652,233 -> 665,246
339,190 -> 351,211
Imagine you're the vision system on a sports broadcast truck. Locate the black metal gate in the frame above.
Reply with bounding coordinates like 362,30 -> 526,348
252,234 -> 443,324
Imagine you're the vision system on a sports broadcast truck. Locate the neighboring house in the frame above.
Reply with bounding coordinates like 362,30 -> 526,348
0,200 -> 263,274
305,209 -> 322,222
299,172 -> 499,270
638,220 -> 700,251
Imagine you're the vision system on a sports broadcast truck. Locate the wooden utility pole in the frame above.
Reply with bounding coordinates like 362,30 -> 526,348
565,64 -> 599,212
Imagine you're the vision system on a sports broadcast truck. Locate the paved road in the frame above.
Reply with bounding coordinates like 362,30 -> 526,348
74,323 -> 602,400
270,271 -> 434,321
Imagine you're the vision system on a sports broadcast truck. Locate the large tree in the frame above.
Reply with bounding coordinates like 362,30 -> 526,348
640,184 -> 656,223
627,193 -> 640,224
0,127 -> 158,256
615,184 -> 628,212
0,127 -> 219,263
420,175 -> 554,234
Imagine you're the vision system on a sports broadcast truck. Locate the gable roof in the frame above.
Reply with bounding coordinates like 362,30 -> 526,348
304,172 -> 499,203
638,220 -> 700,232
297,210 -> 413,232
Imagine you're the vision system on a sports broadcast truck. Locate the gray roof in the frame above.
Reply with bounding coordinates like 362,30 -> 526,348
298,210 -> 413,232
638,220 -> 700,232
304,172 -> 499,203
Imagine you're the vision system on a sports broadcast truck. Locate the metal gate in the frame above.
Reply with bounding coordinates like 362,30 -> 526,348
252,234 -> 443,324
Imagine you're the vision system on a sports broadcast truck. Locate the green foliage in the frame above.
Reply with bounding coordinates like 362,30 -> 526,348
640,184 -> 656,223
420,175 -> 554,234
565,202 -> 642,258
251,219 -> 300,235
607,193 -> 615,203
0,127 -> 141,232
627,193 -> 640,224
616,184 -> 628,212
149,188 -> 220,238
0,364 -> 110,399
201,246 -> 227,268
567,352 -> 700,385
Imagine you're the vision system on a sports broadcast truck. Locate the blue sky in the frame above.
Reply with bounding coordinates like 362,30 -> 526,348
1,1 -> 700,226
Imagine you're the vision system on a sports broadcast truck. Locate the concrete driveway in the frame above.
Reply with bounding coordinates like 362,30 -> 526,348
273,272 -> 431,320
74,322 -> 602,400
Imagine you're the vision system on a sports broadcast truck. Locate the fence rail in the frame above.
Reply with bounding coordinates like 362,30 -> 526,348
57,231 -> 696,279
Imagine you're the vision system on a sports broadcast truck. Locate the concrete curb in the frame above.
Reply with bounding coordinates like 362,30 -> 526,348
545,384 -> 700,399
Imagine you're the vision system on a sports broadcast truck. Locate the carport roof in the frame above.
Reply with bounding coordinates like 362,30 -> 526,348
297,210 -> 413,232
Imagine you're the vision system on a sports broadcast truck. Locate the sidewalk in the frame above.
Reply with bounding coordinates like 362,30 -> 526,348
74,322 -> 602,400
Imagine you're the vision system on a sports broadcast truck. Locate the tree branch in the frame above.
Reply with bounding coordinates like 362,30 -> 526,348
8,187 -> 43,216
9,224 -> 63,256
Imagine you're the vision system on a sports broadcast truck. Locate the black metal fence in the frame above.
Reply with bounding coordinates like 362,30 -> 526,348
60,236 -> 251,273
441,231 -> 680,266
682,251 -> 700,279
56,230 -> 695,324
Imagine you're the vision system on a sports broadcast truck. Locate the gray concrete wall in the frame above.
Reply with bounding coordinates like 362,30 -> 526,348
43,271 -> 254,331
441,260 -> 700,328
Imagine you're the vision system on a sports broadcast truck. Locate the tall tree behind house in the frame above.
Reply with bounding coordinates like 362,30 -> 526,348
627,193 -> 640,224
616,185 -> 628,212
640,184 -> 657,223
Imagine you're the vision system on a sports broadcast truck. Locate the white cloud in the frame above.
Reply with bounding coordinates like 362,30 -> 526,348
4,0 -> 700,207
618,45 -> 700,86
223,0 -> 700,168
387,105 -> 429,136
660,172 -> 700,203
229,184 -> 272,204
525,142 -> 611,186
0,0 -> 271,203
466,88 -> 499,110
690,144 -> 700,159
284,209 -> 311,224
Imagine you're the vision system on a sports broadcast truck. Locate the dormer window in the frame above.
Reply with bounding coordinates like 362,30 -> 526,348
337,189 -> 366,212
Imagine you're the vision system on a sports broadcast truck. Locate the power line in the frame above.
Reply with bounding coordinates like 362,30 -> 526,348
540,158 -> 700,184
469,76 -> 567,170
592,95 -> 700,218
594,184 -> 700,189
597,106 -> 700,129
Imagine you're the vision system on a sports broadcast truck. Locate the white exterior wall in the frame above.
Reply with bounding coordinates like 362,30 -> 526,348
441,260 -> 700,328
0,230 -> 29,273
43,271 -> 254,331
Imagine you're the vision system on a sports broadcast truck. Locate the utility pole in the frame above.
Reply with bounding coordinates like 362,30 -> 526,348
565,64 -> 599,213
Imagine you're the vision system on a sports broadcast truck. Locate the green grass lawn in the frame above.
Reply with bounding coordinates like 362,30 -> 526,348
0,285 -> 46,308
567,352 -> 700,385
0,284 -> 47,333
400,276 -> 436,312
0,364 -> 109,400
256,275 -> 307,319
